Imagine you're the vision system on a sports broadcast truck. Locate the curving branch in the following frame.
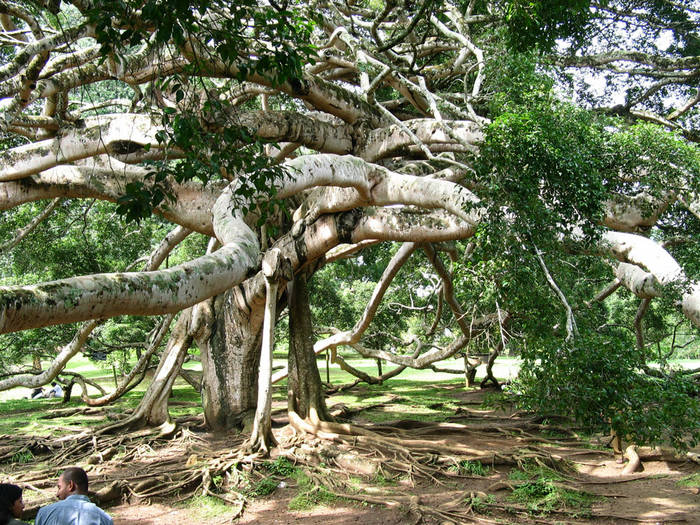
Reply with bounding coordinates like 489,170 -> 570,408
0,197 -> 60,253
0,154 -> 478,333
597,232 -> 700,328
82,314 -> 174,406
0,222 -> 194,392
535,246 -> 578,342
313,242 -> 418,354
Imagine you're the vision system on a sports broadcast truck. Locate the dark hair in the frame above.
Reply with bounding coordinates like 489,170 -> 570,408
51,382 -> 57,386
61,467 -> 88,493
0,483 -> 22,525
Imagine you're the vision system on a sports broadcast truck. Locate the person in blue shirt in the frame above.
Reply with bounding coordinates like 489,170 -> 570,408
35,467 -> 112,525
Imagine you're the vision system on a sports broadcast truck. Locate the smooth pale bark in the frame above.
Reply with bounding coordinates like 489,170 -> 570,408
602,192 -> 671,232
122,310 -> 193,428
313,242 -> 417,353
683,284 -> 700,328
600,232 -> 700,327
535,247 -> 578,341
146,227 -> 193,270
247,249 -> 283,453
0,155 -> 475,334
279,155 -> 480,225
359,119 -> 482,161
0,320 -> 98,391
0,163 -> 220,235
187,48 -> 384,126
0,23 -> 93,85
329,344 -> 420,385
602,231 -> 682,284
209,110 -> 354,155
319,321 -> 491,369
0,243 -> 257,333
0,114 -> 162,181
615,263 -> 662,299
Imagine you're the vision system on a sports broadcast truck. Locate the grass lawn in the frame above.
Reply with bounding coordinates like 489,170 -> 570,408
0,352 -> 521,435
2,353 -> 697,435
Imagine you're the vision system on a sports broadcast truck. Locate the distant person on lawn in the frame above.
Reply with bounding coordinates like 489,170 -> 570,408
0,483 -> 28,525
47,382 -> 63,398
29,387 -> 45,399
35,468 -> 112,525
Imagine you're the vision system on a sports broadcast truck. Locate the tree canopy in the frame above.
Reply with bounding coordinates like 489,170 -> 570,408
0,0 -> 699,450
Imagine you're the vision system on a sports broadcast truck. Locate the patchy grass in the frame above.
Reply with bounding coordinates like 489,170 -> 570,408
0,380 -> 202,437
288,470 -> 339,511
0,396 -> 99,436
509,479 -> 595,517
507,461 -> 596,517
677,473 -> 700,488
247,478 -> 279,497
262,457 -> 298,477
330,379 -> 467,424
371,472 -> 397,486
178,495 -> 235,520
469,493 -> 496,512
450,459 -> 490,476
10,449 -> 34,464
243,457 -> 300,499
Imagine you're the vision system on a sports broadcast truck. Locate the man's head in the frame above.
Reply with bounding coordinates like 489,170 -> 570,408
56,467 -> 89,500
51,382 -> 57,387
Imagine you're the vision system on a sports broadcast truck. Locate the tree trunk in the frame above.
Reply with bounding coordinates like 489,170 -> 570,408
102,310 -> 193,433
480,343 -> 502,390
199,288 -> 265,431
464,354 -> 476,387
247,250 -> 284,454
287,272 -> 331,423
136,310 -> 193,427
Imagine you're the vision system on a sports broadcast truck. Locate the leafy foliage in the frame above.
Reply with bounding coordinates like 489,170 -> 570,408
246,477 -> 278,497
450,459 -> 489,476
508,330 -> 700,451
287,470 -> 338,510
117,105 -> 289,223
84,0 -> 317,221
501,0 -> 595,52
477,99 -> 610,244
86,0 -> 316,83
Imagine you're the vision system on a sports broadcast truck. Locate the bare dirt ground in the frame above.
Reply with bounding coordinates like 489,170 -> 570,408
5,387 -> 700,524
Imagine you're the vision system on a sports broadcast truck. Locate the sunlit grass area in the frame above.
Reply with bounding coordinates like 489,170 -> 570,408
2,352 -> 698,435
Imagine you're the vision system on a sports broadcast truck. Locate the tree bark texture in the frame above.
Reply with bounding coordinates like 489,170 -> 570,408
199,289 -> 264,431
287,272 -> 331,423
126,309 -> 193,428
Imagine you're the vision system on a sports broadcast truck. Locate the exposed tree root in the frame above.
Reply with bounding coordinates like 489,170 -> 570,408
4,411 -> 696,525
622,444 -> 643,474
